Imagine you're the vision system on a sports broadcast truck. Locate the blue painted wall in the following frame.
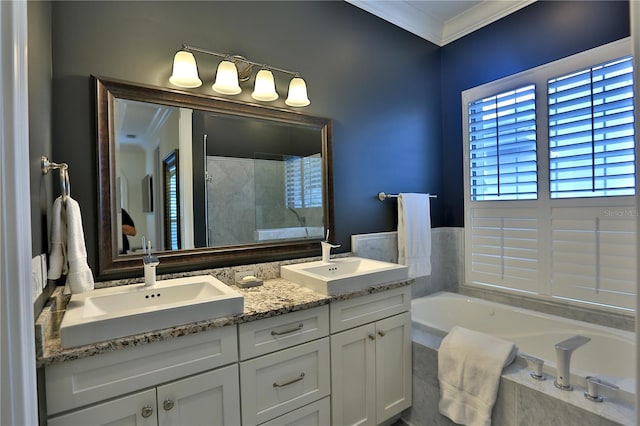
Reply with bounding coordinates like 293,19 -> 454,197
48,1 -> 630,275
50,1 -> 442,274
439,0 -> 630,226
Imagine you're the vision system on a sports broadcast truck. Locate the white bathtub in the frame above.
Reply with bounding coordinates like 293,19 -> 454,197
411,292 -> 635,396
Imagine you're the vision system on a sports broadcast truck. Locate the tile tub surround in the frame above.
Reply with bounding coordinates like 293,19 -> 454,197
352,228 -> 464,298
35,256 -> 413,367
404,328 -> 634,426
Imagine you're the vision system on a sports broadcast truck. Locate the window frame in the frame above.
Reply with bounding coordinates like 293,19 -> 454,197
462,38 -> 636,313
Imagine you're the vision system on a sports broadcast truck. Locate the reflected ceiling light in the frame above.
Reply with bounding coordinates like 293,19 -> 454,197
169,50 -> 202,88
169,44 -> 310,107
252,69 -> 278,101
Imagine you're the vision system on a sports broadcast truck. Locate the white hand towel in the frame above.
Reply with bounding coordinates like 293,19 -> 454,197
63,197 -> 95,294
47,196 -> 68,280
438,326 -> 518,426
397,193 -> 431,277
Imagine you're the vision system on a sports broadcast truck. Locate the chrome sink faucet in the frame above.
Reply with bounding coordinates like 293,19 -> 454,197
321,230 -> 340,263
554,335 -> 590,390
142,239 -> 159,287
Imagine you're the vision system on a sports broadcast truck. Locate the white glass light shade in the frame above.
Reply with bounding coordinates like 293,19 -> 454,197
169,51 -> 202,88
285,77 -> 310,107
212,60 -> 241,95
251,70 -> 279,101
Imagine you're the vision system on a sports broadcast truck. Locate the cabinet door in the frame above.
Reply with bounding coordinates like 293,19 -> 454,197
375,312 -> 412,423
156,364 -> 240,426
330,323 -> 376,426
47,389 -> 157,426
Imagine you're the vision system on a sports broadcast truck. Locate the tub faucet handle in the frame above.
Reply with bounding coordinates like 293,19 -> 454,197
584,376 -> 619,403
521,354 -> 545,381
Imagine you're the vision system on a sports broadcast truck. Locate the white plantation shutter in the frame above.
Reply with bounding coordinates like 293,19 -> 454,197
285,157 -> 303,208
463,40 -> 636,312
549,56 -> 635,198
285,154 -> 322,209
551,207 -> 637,310
303,155 -> 322,207
469,208 -> 539,292
468,85 -> 537,200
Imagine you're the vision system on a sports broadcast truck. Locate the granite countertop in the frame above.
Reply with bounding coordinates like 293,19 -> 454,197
35,276 -> 411,367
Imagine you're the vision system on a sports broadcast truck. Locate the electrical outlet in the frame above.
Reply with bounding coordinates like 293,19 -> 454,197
234,270 -> 255,283
31,254 -> 45,303
40,254 -> 48,289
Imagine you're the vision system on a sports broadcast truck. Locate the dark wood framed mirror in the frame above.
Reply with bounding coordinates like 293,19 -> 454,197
95,76 -> 334,278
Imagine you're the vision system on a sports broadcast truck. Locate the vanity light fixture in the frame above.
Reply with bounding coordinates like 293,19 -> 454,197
169,44 -> 310,107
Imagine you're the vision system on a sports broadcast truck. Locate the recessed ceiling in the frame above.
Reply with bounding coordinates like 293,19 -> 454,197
346,0 -> 536,46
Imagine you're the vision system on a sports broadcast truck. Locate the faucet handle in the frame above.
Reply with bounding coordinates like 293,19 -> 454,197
521,354 -> 545,380
143,240 -> 159,265
584,376 -> 619,402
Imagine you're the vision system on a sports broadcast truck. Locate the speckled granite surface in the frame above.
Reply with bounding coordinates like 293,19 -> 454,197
35,265 -> 412,367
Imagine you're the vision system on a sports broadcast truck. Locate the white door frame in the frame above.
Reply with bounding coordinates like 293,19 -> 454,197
0,1 -> 39,425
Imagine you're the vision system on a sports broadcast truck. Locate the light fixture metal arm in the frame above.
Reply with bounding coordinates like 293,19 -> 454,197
182,44 -> 301,77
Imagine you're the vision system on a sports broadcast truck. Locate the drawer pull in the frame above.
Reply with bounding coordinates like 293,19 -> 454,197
141,405 -> 154,418
368,333 -> 376,340
273,372 -> 305,388
163,399 -> 174,411
378,330 -> 386,337
271,323 -> 304,336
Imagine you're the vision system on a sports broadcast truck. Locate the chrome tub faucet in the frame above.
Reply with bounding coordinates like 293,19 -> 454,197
554,335 -> 591,390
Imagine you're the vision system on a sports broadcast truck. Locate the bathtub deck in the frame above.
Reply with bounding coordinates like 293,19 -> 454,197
406,326 -> 634,426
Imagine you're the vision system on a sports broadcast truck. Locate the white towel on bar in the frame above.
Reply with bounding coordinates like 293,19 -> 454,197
397,193 -> 431,277
47,196 -> 94,294
438,326 -> 518,426
47,196 -> 68,280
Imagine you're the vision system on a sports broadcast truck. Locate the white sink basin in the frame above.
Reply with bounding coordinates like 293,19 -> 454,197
280,257 -> 408,295
60,275 -> 244,348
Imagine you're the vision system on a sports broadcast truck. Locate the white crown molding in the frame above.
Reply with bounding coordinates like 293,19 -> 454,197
346,0 -> 443,45
346,0 -> 536,46
442,0 -> 536,45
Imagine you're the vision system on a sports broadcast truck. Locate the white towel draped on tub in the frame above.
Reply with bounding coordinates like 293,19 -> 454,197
397,193 -> 431,277
438,326 -> 518,426
47,196 -> 95,294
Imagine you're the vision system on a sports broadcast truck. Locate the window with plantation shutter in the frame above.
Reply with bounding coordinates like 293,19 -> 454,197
463,39 -> 636,313
549,56 -> 635,198
285,154 -> 322,209
469,85 -> 537,200
163,150 -> 180,250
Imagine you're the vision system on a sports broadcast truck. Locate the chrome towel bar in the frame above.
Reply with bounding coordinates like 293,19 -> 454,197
378,192 -> 437,201
41,155 -> 70,200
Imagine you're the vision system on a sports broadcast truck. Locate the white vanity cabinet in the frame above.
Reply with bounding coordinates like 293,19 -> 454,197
43,284 -> 412,426
47,365 -> 240,426
330,286 -> 412,426
45,325 -> 239,426
238,305 -> 331,426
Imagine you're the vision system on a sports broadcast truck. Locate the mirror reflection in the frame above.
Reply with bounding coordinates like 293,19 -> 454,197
96,77 -> 333,277
115,100 -> 324,254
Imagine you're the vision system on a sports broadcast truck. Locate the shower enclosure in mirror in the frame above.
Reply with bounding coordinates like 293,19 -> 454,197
96,77 -> 333,278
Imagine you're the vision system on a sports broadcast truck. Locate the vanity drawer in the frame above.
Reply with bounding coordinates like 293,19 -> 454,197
240,337 -> 330,426
330,285 -> 411,333
259,396 -> 330,426
45,325 -> 238,415
239,305 -> 329,360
